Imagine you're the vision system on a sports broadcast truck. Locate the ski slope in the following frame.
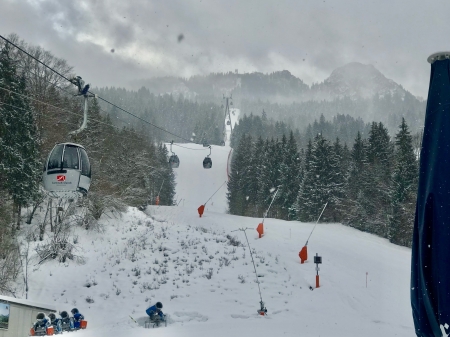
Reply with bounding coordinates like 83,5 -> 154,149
26,108 -> 415,337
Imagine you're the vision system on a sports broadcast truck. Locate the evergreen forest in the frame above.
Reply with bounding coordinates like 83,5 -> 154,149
227,118 -> 418,248
0,35 -> 177,294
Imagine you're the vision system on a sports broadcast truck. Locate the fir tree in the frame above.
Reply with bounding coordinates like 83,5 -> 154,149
362,122 -> 394,236
389,118 -> 417,246
0,43 -> 40,229
297,134 -> 333,221
227,134 -> 251,215
279,131 -> 301,220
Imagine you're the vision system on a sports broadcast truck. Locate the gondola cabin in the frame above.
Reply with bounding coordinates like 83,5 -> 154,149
203,157 -> 212,169
43,143 -> 91,198
169,154 -> 180,168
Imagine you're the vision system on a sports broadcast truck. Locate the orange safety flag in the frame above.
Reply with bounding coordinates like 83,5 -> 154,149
299,245 -> 307,264
198,205 -> 205,217
155,195 -> 160,206
256,223 -> 264,238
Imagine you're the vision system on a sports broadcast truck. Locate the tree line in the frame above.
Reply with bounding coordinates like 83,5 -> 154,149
227,118 -> 418,247
0,34 -> 176,295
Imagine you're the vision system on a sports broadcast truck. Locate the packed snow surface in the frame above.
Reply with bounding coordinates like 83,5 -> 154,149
27,108 -> 414,336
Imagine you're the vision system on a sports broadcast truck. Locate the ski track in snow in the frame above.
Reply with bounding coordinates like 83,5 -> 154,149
24,108 -> 415,336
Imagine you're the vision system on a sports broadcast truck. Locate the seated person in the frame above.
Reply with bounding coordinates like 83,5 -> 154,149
48,312 -> 62,333
71,308 -> 85,329
145,302 -> 164,321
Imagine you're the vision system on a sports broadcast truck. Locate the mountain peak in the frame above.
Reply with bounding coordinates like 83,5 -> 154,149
319,62 -> 405,99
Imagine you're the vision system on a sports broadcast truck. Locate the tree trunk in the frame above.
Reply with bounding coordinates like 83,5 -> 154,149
16,204 -> 21,230
26,197 -> 44,224
39,202 -> 49,241
50,198 -> 53,232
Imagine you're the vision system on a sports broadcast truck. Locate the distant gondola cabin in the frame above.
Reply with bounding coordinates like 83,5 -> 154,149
169,154 -> 180,168
203,157 -> 212,169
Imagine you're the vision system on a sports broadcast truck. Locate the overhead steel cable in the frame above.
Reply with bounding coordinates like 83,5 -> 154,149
0,85 -> 130,133
0,101 -> 142,143
0,34 -> 73,83
1,34 -> 224,151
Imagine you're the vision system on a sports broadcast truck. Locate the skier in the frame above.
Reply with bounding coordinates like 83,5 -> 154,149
32,312 -> 51,335
48,312 -> 63,334
146,302 -> 164,322
71,308 -> 85,329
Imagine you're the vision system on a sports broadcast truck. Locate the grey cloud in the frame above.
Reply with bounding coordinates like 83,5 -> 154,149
2,0 -> 450,97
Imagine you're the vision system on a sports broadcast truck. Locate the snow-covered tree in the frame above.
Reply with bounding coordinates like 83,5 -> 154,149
0,43 -> 41,230
389,118 -> 418,246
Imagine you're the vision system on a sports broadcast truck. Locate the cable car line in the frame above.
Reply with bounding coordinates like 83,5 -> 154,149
0,102 -> 143,143
0,85 -> 136,136
0,34 -> 73,83
0,85 -> 203,149
0,34 -> 225,149
1,34 -> 223,171
172,144 -> 211,151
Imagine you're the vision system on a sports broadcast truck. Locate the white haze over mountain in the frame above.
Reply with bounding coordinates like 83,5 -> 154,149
2,0 -> 450,98
131,62 -> 411,103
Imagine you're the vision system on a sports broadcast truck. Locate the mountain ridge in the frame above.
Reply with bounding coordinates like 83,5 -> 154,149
131,62 -> 416,103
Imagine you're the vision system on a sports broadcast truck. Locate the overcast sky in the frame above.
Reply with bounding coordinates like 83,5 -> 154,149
2,0 -> 450,98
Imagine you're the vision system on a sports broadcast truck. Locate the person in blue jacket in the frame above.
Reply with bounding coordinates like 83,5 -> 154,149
71,308 -> 85,329
146,302 -> 164,321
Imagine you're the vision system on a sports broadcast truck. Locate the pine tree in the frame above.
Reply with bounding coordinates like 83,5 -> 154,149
279,131 -> 300,220
328,138 -> 346,221
227,134 -> 251,215
362,122 -> 394,236
389,118 -> 417,246
244,136 -> 264,216
0,43 -> 40,229
156,143 -> 176,206
297,134 -> 333,221
344,131 -> 369,230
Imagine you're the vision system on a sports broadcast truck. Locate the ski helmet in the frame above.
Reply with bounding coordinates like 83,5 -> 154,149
156,302 -> 163,309
36,312 -> 45,320
60,311 -> 68,318
71,308 -> 79,314
48,313 -> 56,320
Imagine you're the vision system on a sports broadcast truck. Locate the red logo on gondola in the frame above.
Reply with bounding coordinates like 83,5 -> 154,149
56,175 -> 66,182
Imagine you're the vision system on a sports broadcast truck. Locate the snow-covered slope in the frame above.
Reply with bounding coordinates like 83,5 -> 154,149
27,120 -> 414,336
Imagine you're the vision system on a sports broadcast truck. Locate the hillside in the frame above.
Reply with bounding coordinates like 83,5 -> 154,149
24,114 -> 414,337
122,64 -> 426,137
